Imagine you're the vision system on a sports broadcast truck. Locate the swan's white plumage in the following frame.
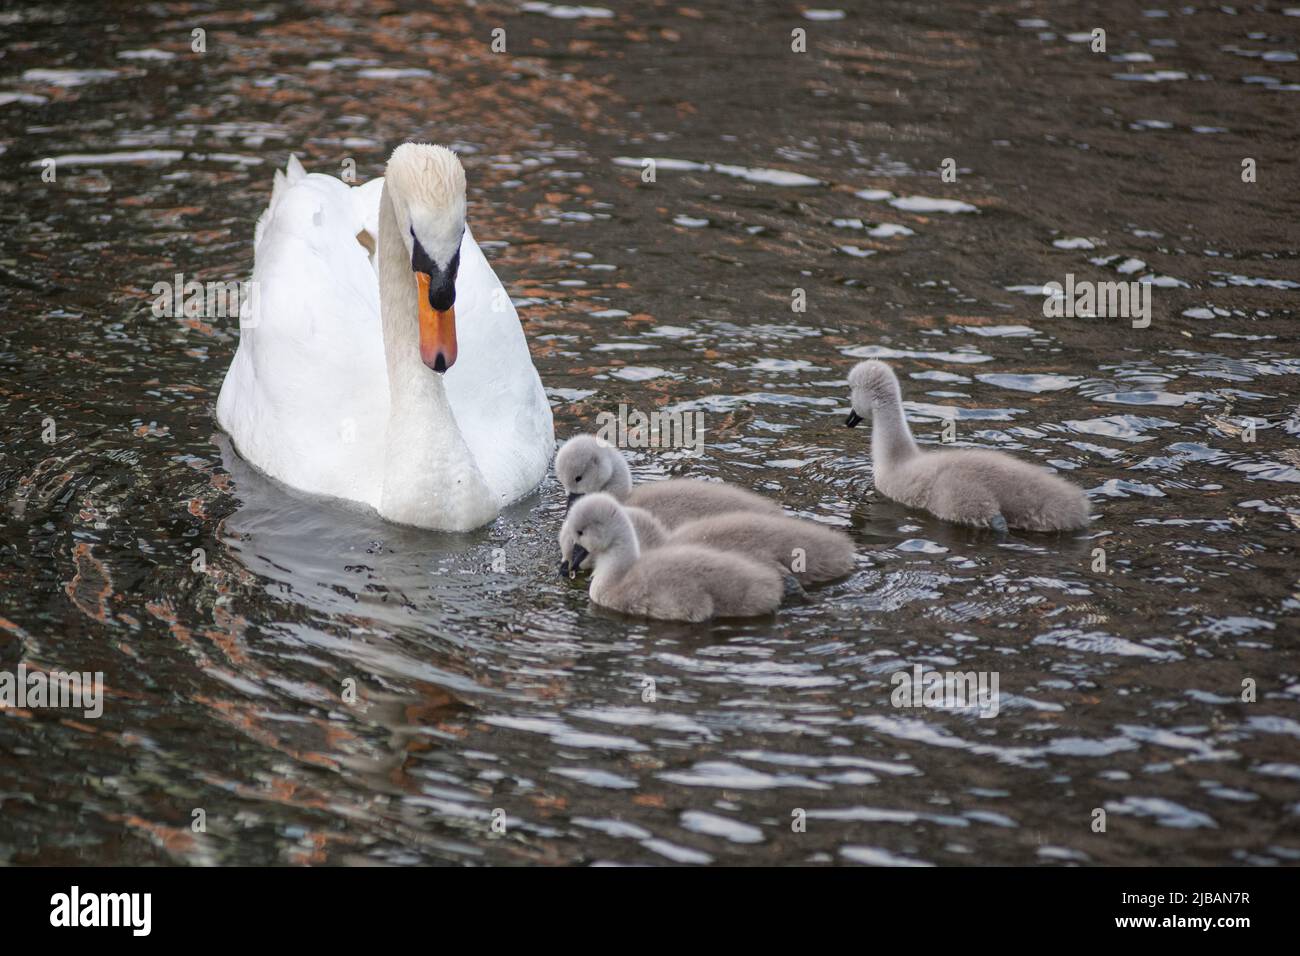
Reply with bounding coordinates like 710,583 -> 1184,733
217,150 -> 554,529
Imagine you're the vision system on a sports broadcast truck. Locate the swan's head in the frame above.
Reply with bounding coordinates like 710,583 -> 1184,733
385,143 -> 467,373
558,493 -> 628,578
846,359 -> 899,427
555,434 -> 618,511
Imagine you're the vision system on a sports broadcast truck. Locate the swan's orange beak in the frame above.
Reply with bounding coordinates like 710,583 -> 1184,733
416,272 -> 456,373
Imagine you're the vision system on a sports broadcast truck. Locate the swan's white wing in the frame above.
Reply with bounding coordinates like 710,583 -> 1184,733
252,168 -> 287,251
443,227 -> 555,504
352,177 -> 384,243
351,177 -> 384,271
217,167 -> 388,507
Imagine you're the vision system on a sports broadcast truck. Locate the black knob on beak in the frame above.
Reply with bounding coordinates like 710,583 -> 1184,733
845,410 -> 863,428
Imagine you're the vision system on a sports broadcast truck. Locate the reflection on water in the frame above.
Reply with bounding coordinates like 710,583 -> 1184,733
1,1 -> 1298,865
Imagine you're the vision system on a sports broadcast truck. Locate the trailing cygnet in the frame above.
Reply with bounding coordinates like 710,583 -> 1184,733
668,512 -> 855,584
558,494 -> 784,622
555,434 -> 782,528
844,359 -> 1090,532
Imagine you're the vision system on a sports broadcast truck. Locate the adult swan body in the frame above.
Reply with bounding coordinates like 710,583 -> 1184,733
216,144 -> 554,531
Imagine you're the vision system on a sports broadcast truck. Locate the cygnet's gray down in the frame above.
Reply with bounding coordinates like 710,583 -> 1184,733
845,359 -> 1090,532
559,494 -> 784,622
555,434 -> 782,528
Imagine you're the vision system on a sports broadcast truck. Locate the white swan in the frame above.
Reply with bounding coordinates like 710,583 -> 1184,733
216,145 -> 554,531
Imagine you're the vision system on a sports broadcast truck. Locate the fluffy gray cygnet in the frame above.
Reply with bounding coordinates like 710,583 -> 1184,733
555,434 -> 782,529
560,504 -> 853,586
558,494 -> 784,622
559,505 -> 662,574
845,359 -> 1091,532
673,513 -> 854,583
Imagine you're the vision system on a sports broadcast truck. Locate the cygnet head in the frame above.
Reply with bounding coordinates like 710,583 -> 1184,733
558,493 -> 632,578
845,359 -> 900,428
555,434 -> 619,511
385,143 -> 466,373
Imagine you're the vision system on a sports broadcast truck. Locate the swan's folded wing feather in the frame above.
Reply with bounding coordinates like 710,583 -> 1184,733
442,228 -> 555,505
254,167 -> 289,254
219,170 -> 388,505
350,177 -> 385,271
352,177 -> 383,239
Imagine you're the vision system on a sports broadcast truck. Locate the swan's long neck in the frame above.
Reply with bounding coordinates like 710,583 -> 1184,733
376,182 -> 496,530
591,511 -> 641,590
871,380 -> 919,469
602,447 -> 634,499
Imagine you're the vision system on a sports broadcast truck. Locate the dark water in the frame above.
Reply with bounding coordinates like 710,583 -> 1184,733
1,0 -> 1298,865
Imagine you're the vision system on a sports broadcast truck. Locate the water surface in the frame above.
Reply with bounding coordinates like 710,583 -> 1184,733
1,0 -> 1298,865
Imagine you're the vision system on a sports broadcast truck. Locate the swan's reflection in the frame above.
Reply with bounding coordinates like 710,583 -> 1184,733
215,433 -> 562,635
212,431 -> 582,795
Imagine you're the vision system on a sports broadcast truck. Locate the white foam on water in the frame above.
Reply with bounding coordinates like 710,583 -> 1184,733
522,3 -> 614,18
680,810 -> 764,844
357,68 -> 433,78
28,150 -> 183,165
0,92 -> 47,106
838,244 -> 876,257
613,157 -> 820,185
843,345 -> 992,364
867,222 -> 915,237
889,195 -> 978,213
117,49 -> 176,60
1113,70 -> 1188,81
22,68 -> 123,86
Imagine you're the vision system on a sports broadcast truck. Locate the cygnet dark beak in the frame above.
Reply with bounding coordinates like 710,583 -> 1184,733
845,410 -> 863,428
565,492 -> 581,513
569,544 -> 589,576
